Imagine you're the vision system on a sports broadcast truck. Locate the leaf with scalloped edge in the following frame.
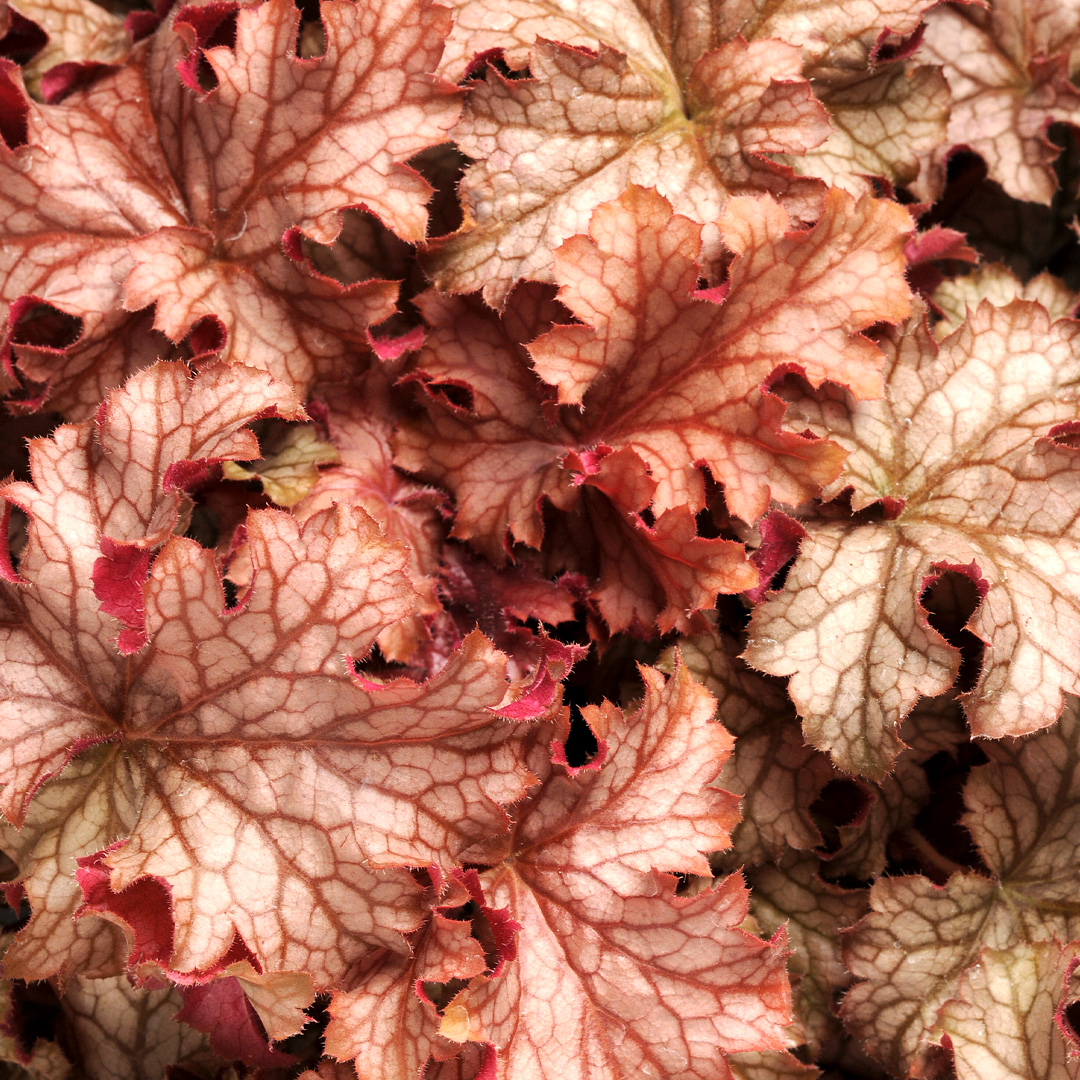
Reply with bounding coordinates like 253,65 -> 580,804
0,934 -> 72,1078
0,0 -> 458,408
6,0 -> 133,100
399,661 -> 791,1079
841,697 -> 1080,1074
560,447 -> 757,633
294,370 -> 447,663
402,185 -> 910,552
786,62 -> 949,197
425,32 -> 828,306
669,620 -> 834,864
438,0 -> 935,81
919,0 -> 1080,204
938,942 -> 1080,1080
0,362 -> 576,988
932,264 -> 1078,338
824,694 -> 968,880
746,854 -> 867,1055
745,298 -> 1080,778
427,0 -> 946,304
325,865 -> 518,1078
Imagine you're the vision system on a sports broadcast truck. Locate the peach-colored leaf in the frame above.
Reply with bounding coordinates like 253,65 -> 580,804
61,975 -> 220,1080
295,370 -> 447,662
403,187 -> 909,555
842,697 -> 1080,1074
394,285 -> 574,565
747,853 -> 867,1054
426,662 -> 790,1078
9,0 -> 131,98
0,935 -> 73,1077
921,0 -> 1080,203
0,362 -> 575,987
932,264 -> 1078,337
788,62 -> 950,196
746,299 -> 1080,777
431,0 -> 944,303
0,362 -> 302,810
326,867 -> 514,1077
0,58 -> 185,412
938,942 -> 1080,1080
1,0 -> 459,406
425,36 -> 827,306
673,622 -> 834,864
566,448 -> 757,633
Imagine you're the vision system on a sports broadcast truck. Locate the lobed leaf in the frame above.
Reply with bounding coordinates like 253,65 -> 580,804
0,362 -> 574,988
421,662 -> 789,1079
1,0 -> 459,408
403,185 -> 909,556
842,697 -> 1080,1073
746,298 -> 1080,777
920,0 -> 1080,203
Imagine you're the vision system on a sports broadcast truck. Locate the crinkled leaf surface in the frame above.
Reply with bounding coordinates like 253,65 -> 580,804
61,975 -> 219,1080
295,370 -> 446,663
426,0 -> 944,303
425,32 -> 827,306
0,363 -> 567,987
672,622 -> 834,864
401,186 -> 910,554
0,0 -> 459,407
921,0 -> 1080,203
938,941 -> 1080,1080
746,854 -> 866,1054
326,866 -> 515,1078
842,697 -> 1080,1074
410,663 -> 791,1079
8,0 -> 131,98
746,299 -> 1080,777
439,0 -> 934,79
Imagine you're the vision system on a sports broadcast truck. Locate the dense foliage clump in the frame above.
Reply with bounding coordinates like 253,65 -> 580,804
1,0 -> 1080,1076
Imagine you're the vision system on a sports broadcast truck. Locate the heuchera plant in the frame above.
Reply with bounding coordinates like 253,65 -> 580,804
2,0 -> 1080,1075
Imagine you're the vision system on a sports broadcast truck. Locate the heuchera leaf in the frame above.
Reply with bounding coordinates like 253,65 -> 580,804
325,866 -> 516,1077
0,934 -> 72,1078
425,32 -> 828,306
842,696 -> 1080,1074
0,0 -> 459,409
746,853 -> 867,1054
427,0 -> 947,304
0,363 -> 573,988
938,941 -> 1080,1080
932,263 -> 1078,337
920,0 -> 1080,203
745,298 -> 1080,777
5,0 -> 132,99
824,694 -> 968,881
372,662 -> 792,1079
60,975 -> 219,1080
672,622 -> 835,864
401,185 -> 910,556
294,370 -> 447,663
